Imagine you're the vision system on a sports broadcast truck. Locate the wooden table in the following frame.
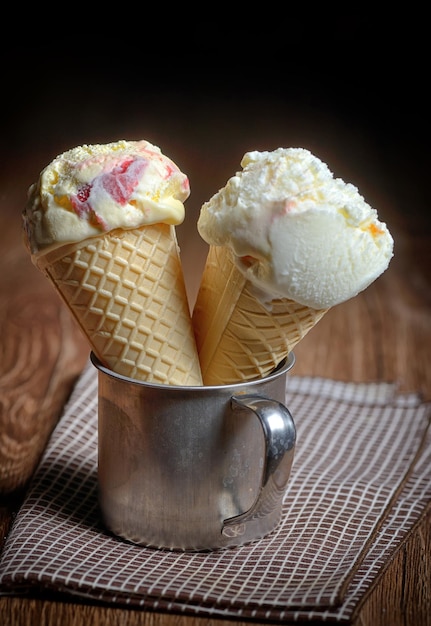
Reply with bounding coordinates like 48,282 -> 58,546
0,76 -> 430,625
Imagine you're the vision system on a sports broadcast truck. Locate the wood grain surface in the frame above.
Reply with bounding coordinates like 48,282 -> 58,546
1,42 -> 430,625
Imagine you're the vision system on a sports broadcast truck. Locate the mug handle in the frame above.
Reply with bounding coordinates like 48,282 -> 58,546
222,395 -> 296,537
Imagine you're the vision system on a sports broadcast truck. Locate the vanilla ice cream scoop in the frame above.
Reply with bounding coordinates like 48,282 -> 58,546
24,139 -> 190,257
198,147 -> 394,309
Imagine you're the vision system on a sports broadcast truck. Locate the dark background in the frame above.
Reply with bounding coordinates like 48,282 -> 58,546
1,16 -> 428,300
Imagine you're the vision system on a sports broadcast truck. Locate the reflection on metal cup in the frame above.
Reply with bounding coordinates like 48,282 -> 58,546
91,352 -> 296,551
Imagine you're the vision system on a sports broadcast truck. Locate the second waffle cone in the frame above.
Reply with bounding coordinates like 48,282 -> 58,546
193,245 -> 328,385
36,224 -> 202,386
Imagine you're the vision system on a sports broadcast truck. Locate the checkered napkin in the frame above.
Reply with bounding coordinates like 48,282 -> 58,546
0,360 -> 430,623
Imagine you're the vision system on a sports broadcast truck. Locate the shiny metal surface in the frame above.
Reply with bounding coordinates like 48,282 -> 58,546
92,352 -> 296,551
223,396 -> 295,537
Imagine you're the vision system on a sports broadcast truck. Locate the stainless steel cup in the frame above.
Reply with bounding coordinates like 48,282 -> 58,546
91,352 -> 296,551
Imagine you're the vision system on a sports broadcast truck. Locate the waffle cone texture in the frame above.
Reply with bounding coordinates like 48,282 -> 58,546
35,224 -> 203,386
192,246 -> 328,385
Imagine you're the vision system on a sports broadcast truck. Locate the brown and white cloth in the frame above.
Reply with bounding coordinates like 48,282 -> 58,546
0,360 -> 430,623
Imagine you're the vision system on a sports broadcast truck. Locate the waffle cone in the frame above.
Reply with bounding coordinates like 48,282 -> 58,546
35,224 -> 202,386
192,245 -> 328,385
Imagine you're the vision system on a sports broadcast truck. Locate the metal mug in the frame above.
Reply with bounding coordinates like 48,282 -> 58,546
91,352 -> 296,551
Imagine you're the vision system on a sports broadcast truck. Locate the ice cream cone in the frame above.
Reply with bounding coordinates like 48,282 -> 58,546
192,245 -> 327,385
36,223 -> 203,386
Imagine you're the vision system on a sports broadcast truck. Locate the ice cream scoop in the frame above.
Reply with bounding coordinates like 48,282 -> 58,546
24,139 -> 189,256
193,147 -> 394,385
23,140 -> 203,386
197,147 -> 393,309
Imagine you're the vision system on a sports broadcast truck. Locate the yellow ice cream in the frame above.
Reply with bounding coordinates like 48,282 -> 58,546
22,139 -> 202,386
23,139 -> 190,257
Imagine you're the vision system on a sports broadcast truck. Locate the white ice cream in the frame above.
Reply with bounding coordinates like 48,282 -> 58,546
23,139 -> 190,256
197,148 -> 394,309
